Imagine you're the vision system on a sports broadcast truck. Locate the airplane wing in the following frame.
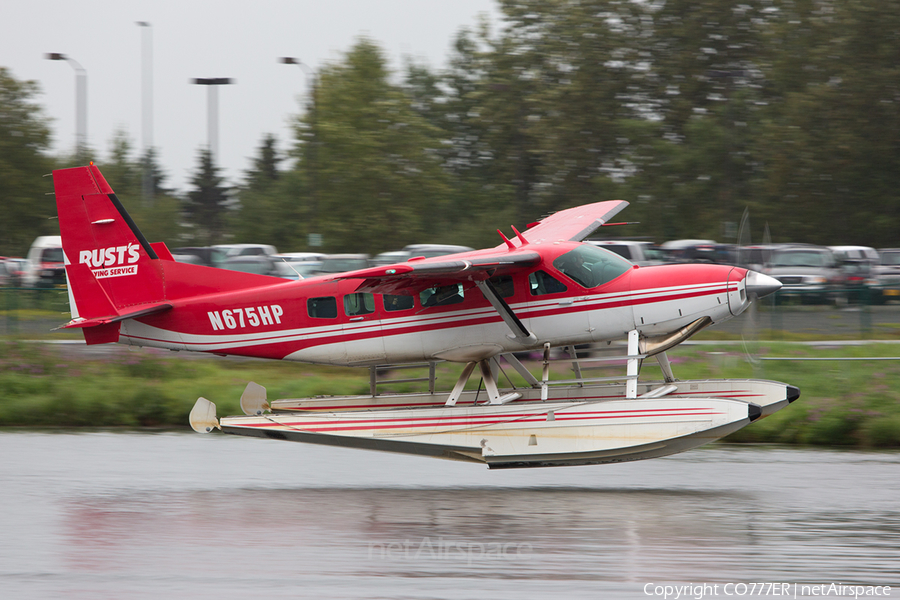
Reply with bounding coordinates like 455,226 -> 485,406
521,200 -> 629,243
326,199 -> 629,296
329,250 -> 542,295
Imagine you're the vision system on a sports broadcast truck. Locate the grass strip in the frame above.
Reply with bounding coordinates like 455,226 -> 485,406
2,340 -> 900,448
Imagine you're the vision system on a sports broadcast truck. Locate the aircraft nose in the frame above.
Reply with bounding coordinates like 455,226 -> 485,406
746,270 -> 781,299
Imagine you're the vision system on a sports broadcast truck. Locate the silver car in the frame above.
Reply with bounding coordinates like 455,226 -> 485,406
765,244 -> 841,304
875,248 -> 900,302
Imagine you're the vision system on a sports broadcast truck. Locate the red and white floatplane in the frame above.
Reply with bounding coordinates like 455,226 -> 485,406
53,164 -> 798,468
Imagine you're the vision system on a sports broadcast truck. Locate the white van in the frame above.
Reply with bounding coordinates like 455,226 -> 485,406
23,236 -> 65,288
827,245 -> 880,264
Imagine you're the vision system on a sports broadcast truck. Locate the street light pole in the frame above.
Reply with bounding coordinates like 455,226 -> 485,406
191,77 -> 233,164
279,57 -> 313,103
279,57 -> 320,248
136,22 -> 154,202
45,53 -> 87,161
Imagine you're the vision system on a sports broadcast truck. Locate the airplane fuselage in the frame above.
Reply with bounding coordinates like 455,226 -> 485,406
118,241 -> 750,366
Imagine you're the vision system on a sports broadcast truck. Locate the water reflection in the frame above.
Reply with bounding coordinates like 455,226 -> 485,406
58,485 -> 899,591
2,432 -> 898,598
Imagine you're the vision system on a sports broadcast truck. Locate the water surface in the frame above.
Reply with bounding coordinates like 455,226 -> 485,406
1,432 -> 897,599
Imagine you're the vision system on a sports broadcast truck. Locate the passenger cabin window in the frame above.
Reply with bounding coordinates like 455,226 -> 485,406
344,293 -> 375,316
553,244 -> 632,288
384,294 -> 415,312
488,275 -> 515,298
308,296 -> 337,319
420,284 -> 465,307
529,270 -> 567,296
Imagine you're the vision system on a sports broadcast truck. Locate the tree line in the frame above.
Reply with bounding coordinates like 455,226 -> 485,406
3,0 -> 899,258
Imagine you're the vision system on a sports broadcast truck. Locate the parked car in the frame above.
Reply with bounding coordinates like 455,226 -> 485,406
829,246 -> 881,303
212,243 -> 278,258
172,253 -> 206,266
680,243 -> 736,265
219,255 -> 285,278
660,239 -> 738,265
270,253 -> 327,279
272,252 -> 326,263
875,248 -> 900,303
371,244 -> 474,267
272,259 -> 323,280
586,240 -> 665,266
834,257 -> 879,304
0,259 -> 13,287
372,250 -> 412,266
828,245 -> 880,264
23,236 -> 66,288
765,244 -> 842,303
3,258 -> 27,286
314,254 -> 370,275
401,244 -> 474,259
659,239 -> 716,262
734,244 -> 780,272
172,246 -> 229,268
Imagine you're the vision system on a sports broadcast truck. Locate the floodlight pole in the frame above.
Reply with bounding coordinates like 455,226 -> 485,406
191,77 -> 234,163
136,21 -> 154,201
45,53 -> 87,161
279,57 -> 320,247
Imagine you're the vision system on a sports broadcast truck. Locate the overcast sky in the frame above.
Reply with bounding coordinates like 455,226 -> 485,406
1,0 -> 502,192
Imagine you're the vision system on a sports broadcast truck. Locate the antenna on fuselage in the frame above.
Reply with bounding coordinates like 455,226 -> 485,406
511,225 -> 530,246
278,257 -> 303,280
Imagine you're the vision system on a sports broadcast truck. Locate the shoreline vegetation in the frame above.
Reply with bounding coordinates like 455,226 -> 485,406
2,338 -> 900,448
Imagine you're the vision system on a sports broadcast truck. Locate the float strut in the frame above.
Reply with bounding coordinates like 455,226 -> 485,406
626,330 -> 640,399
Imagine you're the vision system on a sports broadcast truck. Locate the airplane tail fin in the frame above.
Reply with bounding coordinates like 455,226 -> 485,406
54,164 -> 286,344
54,164 -> 172,343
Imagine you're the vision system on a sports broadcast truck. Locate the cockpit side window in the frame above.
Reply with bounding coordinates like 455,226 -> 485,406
383,294 -> 415,311
553,244 -> 632,288
344,292 -> 375,316
420,284 -> 465,307
529,270 -> 567,296
308,296 -> 338,319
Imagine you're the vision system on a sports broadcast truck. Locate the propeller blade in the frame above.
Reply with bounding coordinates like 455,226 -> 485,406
736,207 -> 751,267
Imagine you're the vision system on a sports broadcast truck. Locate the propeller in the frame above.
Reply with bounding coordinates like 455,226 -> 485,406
735,209 -> 780,367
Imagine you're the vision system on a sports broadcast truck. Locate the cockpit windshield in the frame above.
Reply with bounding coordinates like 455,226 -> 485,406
552,244 -> 632,288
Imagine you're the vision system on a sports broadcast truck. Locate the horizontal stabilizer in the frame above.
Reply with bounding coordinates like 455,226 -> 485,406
59,301 -> 173,329
151,242 -> 175,261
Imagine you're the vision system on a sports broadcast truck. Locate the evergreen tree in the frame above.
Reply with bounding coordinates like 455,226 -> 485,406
0,67 -> 54,255
291,38 -> 451,253
184,148 -> 230,245
233,134 -> 292,247
139,146 -> 172,202
245,133 -> 282,192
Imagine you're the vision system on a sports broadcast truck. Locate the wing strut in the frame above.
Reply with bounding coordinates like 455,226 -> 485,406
474,280 -> 537,344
